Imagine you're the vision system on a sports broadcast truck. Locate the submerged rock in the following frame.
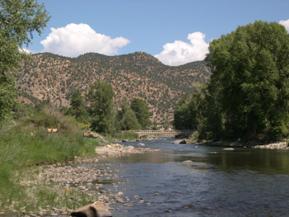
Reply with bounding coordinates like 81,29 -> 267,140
182,160 -> 193,166
138,143 -> 145,147
223,147 -> 235,151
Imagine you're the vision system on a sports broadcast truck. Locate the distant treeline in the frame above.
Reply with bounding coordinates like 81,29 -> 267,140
66,80 -> 151,134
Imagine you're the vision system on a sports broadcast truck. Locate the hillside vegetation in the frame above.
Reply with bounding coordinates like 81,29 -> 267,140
17,52 -> 210,124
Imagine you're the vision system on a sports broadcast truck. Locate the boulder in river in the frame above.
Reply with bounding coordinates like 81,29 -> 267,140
182,160 -> 193,166
223,147 -> 235,151
179,140 -> 187,144
174,139 -> 187,144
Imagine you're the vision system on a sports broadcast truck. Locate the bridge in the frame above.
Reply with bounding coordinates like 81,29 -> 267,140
127,130 -> 183,139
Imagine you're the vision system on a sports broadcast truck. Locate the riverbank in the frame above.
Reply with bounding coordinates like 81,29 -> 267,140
2,142 -> 159,217
195,140 -> 289,150
0,107 -> 102,216
253,141 -> 289,150
176,134 -> 289,150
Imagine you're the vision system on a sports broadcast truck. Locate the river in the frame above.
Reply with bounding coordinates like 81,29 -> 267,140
89,138 -> 289,217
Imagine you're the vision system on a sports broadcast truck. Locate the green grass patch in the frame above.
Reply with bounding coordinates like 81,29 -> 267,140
0,106 -> 102,213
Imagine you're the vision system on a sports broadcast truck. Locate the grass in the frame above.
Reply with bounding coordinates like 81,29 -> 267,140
10,184 -> 95,213
0,106 -> 102,213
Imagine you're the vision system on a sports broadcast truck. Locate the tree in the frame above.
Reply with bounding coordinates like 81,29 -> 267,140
0,0 -> 48,122
67,90 -> 88,122
131,98 -> 151,129
173,93 -> 204,131
206,21 -> 289,141
163,113 -> 170,130
173,96 -> 191,130
87,81 -> 115,134
117,103 -> 141,131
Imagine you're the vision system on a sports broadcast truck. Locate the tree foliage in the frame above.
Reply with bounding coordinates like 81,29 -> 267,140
67,90 -> 88,122
0,0 -> 48,122
88,81 -> 115,134
174,96 -> 193,130
117,103 -> 141,131
131,98 -> 151,129
173,93 -> 204,131
174,21 -> 289,142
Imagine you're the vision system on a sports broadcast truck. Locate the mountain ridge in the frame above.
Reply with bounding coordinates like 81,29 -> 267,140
17,52 -> 211,124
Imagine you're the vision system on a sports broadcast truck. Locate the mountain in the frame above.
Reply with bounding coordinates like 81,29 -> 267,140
17,52 -> 211,124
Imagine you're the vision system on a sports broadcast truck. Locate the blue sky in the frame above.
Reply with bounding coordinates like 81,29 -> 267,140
28,0 -> 289,65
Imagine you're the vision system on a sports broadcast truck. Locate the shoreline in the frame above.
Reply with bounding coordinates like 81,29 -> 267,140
199,141 -> 289,150
15,143 -> 159,217
178,138 -> 289,150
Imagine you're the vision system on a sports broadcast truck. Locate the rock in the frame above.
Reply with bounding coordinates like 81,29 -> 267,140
115,196 -> 125,203
138,143 -> 145,147
71,205 -> 97,217
115,192 -> 125,203
182,160 -> 193,166
94,201 -> 112,217
223,147 -> 234,151
71,201 -> 112,217
174,139 -> 187,144
179,140 -> 187,144
117,192 -> 124,197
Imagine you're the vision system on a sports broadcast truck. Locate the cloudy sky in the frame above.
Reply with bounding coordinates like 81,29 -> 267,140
28,0 -> 289,66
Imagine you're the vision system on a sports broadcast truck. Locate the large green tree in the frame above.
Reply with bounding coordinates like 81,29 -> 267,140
206,21 -> 289,141
0,0 -> 48,122
131,98 -> 151,129
88,81 -> 115,134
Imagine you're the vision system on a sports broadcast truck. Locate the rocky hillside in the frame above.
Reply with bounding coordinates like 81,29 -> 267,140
17,52 -> 210,124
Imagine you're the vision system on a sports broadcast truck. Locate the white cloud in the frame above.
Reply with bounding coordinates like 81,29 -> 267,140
279,19 -> 289,32
41,23 -> 130,57
155,32 -> 209,66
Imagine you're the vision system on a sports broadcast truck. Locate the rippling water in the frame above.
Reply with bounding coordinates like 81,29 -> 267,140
106,139 -> 289,217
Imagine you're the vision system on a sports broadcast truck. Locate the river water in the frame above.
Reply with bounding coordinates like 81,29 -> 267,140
98,138 -> 289,217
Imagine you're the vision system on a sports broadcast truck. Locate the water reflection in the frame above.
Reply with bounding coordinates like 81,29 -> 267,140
120,140 -> 289,174
206,149 -> 289,174
109,140 -> 289,217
